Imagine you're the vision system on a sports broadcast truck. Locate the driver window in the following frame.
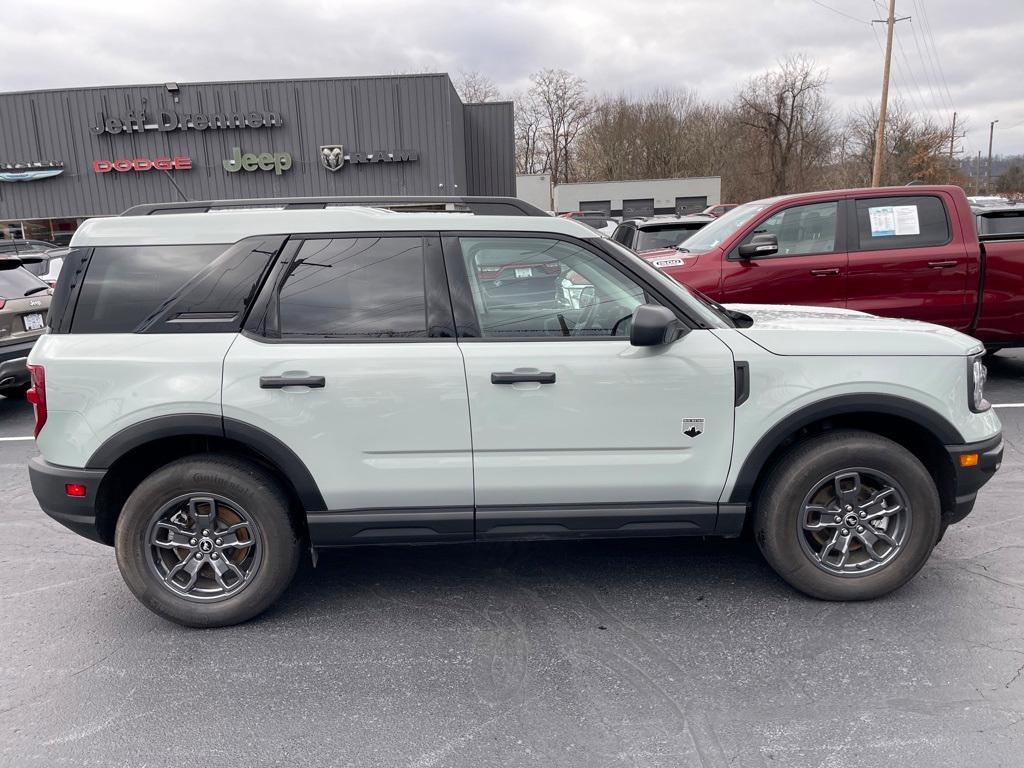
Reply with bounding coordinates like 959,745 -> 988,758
741,201 -> 838,256
459,237 -> 646,338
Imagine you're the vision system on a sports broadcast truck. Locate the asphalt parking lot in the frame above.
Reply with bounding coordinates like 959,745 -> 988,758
1,353 -> 1022,768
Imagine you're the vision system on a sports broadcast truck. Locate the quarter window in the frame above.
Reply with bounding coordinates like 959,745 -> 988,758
854,196 -> 950,250
459,237 -> 645,339
741,201 -> 838,256
276,236 -> 428,338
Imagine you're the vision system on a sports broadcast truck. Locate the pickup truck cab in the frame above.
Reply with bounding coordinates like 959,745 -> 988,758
27,196 -> 1002,627
643,186 -> 1024,349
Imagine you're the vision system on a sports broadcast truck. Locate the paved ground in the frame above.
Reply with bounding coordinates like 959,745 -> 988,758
2,353 -> 1023,767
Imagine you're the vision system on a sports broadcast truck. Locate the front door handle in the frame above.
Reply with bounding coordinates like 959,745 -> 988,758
928,260 -> 958,269
491,371 -> 556,385
260,375 -> 326,389
810,268 -> 841,277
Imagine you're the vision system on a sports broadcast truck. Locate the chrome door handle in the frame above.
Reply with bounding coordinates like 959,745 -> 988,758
491,371 -> 556,385
810,268 -> 840,277
260,375 -> 326,389
928,260 -> 958,269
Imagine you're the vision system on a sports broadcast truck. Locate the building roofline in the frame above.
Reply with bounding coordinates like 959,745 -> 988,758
548,176 -> 722,186
0,71 -> 460,99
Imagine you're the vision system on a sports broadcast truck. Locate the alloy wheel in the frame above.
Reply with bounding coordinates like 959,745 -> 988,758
797,468 -> 912,576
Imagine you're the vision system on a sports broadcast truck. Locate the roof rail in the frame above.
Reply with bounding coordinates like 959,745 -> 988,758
120,196 -> 548,217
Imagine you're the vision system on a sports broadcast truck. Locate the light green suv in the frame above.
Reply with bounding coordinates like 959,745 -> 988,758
25,196 -> 1003,627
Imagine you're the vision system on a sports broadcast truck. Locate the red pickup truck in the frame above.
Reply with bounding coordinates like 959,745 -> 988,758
639,185 -> 1024,349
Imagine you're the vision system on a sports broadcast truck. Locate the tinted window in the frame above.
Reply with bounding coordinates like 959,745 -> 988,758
0,268 -> 47,298
612,226 -> 633,246
72,245 -> 229,333
742,201 -> 838,256
459,237 -> 645,338
854,196 -> 950,250
276,237 -> 427,338
636,223 -> 708,251
977,211 -> 1024,235
21,257 -> 49,276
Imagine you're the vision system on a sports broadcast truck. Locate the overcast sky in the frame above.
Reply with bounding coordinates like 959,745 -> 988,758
2,0 -> 1021,157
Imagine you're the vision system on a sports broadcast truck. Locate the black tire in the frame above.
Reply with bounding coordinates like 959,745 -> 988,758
754,430 -> 941,601
115,454 -> 301,627
0,383 -> 30,399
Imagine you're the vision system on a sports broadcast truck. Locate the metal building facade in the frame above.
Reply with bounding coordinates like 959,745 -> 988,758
0,73 -> 515,223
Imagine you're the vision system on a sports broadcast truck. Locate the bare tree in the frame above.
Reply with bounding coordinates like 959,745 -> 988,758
512,88 -> 546,175
528,69 -> 593,183
732,55 -> 835,197
454,70 -> 501,103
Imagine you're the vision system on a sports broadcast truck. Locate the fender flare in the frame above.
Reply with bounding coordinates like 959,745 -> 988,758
728,393 -> 965,504
86,414 -> 327,511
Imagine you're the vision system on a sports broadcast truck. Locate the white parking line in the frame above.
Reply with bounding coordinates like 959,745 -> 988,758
0,436 -> 34,442
993,403 -> 1024,409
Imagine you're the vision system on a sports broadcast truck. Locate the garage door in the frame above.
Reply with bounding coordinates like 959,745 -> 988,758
580,200 -> 611,216
622,199 -> 654,218
675,196 -> 708,215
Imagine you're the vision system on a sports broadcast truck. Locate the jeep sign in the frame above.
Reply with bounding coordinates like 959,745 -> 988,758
223,147 -> 292,175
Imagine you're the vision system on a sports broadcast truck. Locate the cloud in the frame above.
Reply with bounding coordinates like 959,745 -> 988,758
1,0 -> 1021,154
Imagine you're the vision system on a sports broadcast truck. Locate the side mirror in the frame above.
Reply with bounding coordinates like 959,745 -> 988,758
630,304 -> 687,347
737,232 -> 778,258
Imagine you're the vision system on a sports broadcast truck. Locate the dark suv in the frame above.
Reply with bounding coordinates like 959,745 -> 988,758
0,262 -> 51,397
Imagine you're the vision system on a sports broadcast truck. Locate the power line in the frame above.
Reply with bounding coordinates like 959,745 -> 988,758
810,0 -> 871,25
905,1 -> 952,114
913,0 -> 956,109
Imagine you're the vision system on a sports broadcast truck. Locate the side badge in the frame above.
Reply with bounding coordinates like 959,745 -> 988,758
682,418 -> 705,438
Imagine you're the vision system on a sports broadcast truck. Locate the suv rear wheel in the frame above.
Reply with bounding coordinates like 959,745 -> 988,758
115,455 -> 300,627
754,430 -> 941,600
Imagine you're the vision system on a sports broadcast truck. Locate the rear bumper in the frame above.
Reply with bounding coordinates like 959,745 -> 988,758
28,456 -> 107,544
0,339 -> 35,387
944,434 -> 1003,525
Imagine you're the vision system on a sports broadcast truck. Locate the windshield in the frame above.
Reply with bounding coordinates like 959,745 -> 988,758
0,267 -> 49,298
675,201 -> 773,252
635,223 -> 707,251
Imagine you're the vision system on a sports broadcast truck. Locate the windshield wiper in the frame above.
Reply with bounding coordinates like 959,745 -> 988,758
24,286 -> 48,296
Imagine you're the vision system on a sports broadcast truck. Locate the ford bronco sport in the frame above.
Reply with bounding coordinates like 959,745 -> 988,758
27,196 -> 1003,627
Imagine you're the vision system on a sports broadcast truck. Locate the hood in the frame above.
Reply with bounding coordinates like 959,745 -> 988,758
725,303 -> 984,357
639,247 -> 704,271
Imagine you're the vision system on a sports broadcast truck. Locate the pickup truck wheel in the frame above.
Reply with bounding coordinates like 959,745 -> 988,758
114,455 -> 300,627
754,430 -> 940,600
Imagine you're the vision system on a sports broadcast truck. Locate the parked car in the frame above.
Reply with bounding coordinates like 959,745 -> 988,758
611,215 -> 711,252
28,196 -> 1001,626
0,258 -> 51,398
20,247 -> 67,289
973,205 -> 1024,237
559,211 -> 616,235
702,203 -> 738,218
0,239 -> 57,256
643,185 -> 1024,350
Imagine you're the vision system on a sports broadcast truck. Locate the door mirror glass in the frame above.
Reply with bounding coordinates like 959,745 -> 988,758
630,304 -> 686,347
737,232 -> 779,258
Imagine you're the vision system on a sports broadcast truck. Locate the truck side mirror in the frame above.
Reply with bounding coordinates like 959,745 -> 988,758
630,304 -> 687,347
737,232 -> 779,258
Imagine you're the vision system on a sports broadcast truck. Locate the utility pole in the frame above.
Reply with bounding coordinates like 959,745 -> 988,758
948,112 -> 957,184
975,150 -> 982,195
871,0 -> 910,187
987,119 -> 999,193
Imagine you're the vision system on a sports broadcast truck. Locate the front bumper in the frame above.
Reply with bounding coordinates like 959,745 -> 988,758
0,339 -> 35,388
28,456 -> 108,544
944,434 -> 1003,525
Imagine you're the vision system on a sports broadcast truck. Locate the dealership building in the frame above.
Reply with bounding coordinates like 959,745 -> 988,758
517,173 -> 722,218
0,73 -> 515,244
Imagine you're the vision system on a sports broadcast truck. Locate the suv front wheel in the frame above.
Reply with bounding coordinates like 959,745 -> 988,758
755,430 -> 941,600
115,455 -> 301,627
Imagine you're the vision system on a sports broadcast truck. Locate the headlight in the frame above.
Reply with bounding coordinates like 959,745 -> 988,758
968,353 -> 990,413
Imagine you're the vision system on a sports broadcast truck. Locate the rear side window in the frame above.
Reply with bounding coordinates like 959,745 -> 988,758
275,236 -> 427,338
71,239 -> 280,333
854,196 -> 950,250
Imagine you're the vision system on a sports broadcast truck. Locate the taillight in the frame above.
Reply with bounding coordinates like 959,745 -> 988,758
0,299 -> 5,310
26,364 -> 46,438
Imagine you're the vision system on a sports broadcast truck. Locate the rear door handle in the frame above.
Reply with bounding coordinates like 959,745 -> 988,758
928,260 -> 958,269
491,371 -> 556,385
810,268 -> 841,277
260,375 -> 326,389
